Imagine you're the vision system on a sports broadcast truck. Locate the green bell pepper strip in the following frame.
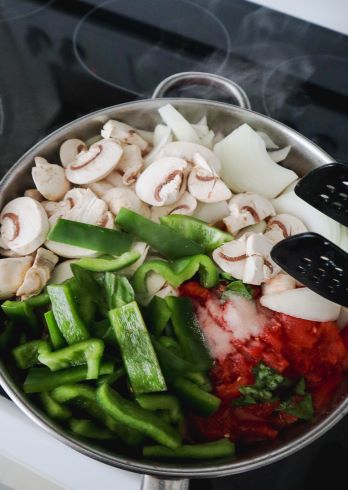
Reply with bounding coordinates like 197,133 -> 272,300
66,277 -> 98,326
109,302 -> 166,394
38,339 -> 104,380
160,215 -> 232,252
47,284 -> 90,344
69,418 -> 114,440
25,292 -> 51,308
1,300 -> 38,334
143,296 -> 172,337
52,383 -> 143,447
173,377 -> 220,416
97,383 -> 182,449
151,337 -> 195,383
143,439 -> 235,459
97,366 -> 126,386
133,255 -> 218,295
158,336 -> 181,356
0,323 -> 14,351
23,361 -> 114,393
185,372 -> 212,392
166,296 -> 212,371
115,208 -> 204,259
76,251 -> 140,272
93,319 -> 118,349
12,340 -> 50,369
135,394 -> 183,424
39,392 -> 71,420
48,218 -> 132,255
44,311 -> 66,350
104,273 -> 134,310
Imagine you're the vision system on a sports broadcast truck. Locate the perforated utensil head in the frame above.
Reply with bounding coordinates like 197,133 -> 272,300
295,162 -> 348,226
271,232 -> 348,307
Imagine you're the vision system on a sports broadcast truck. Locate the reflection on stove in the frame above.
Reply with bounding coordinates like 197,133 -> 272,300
0,0 -> 53,23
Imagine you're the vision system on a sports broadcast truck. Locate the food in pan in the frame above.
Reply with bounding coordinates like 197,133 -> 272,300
0,104 -> 347,460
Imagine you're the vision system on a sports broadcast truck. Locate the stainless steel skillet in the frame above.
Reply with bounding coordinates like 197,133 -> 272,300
0,72 -> 346,490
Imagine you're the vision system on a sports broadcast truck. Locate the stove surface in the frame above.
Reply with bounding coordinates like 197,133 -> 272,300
0,1 -> 347,489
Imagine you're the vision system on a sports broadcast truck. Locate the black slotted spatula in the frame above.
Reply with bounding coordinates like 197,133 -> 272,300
294,162 -> 348,227
271,232 -> 348,307
270,162 -> 348,307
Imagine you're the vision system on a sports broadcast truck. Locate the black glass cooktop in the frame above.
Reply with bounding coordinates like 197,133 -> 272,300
1,1 -> 348,488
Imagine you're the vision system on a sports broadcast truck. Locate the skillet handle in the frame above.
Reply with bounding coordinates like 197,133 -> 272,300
141,475 -> 189,490
152,71 -> 251,109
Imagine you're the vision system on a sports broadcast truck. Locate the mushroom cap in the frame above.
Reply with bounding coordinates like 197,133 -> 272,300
59,139 -> 87,167
63,187 -> 90,207
0,256 -> 33,299
135,156 -> 188,207
223,192 -> 275,234
157,141 -> 221,173
0,197 -> 49,256
265,213 -> 307,243
117,144 -> 143,185
102,187 -> 150,217
65,139 -> 123,185
97,211 -> 115,229
151,192 -> 197,222
188,154 -> 232,204
16,247 -> 59,299
32,157 -> 71,202
41,200 -> 72,218
101,120 -> 148,153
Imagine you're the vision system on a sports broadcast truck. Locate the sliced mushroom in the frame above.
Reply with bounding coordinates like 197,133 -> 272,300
135,157 -> 188,207
101,120 -> 148,153
16,247 -> 59,299
59,139 -> 87,167
151,192 -> 197,222
0,197 -> 49,256
157,141 -> 221,173
223,192 -> 275,235
65,139 -> 123,185
187,153 -> 232,204
63,187 -> 90,207
24,189 -> 44,201
237,220 -> 267,238
117,144 -> 143,185
102,187 -> 150,218
49,259 -> 77,284
97,211 -> 114,229
32,157 -> 71,202
105,170 -> 125,187
262,273 -> 296,296
264,213 -> 307,243
41,200 -> 72,218
84,180 -> 113,198
213,233 -> 279,285
45,189 -> 107,258
0,256 -> 33,299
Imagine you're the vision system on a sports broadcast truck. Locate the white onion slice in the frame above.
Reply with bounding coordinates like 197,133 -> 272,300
214,124 -> 298,199
256,131 -> 279,149
273,191 -> 342,247
144,124 -> 172,166
158,104 -> 199,143
260,287 -> 341,322
268,145 -> 291,163
137,129 -> 154,145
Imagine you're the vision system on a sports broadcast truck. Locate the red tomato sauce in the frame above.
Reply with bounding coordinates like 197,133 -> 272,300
179,281 -> 348,444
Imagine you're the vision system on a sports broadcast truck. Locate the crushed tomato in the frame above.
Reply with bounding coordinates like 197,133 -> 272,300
181,281 -> 348,444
